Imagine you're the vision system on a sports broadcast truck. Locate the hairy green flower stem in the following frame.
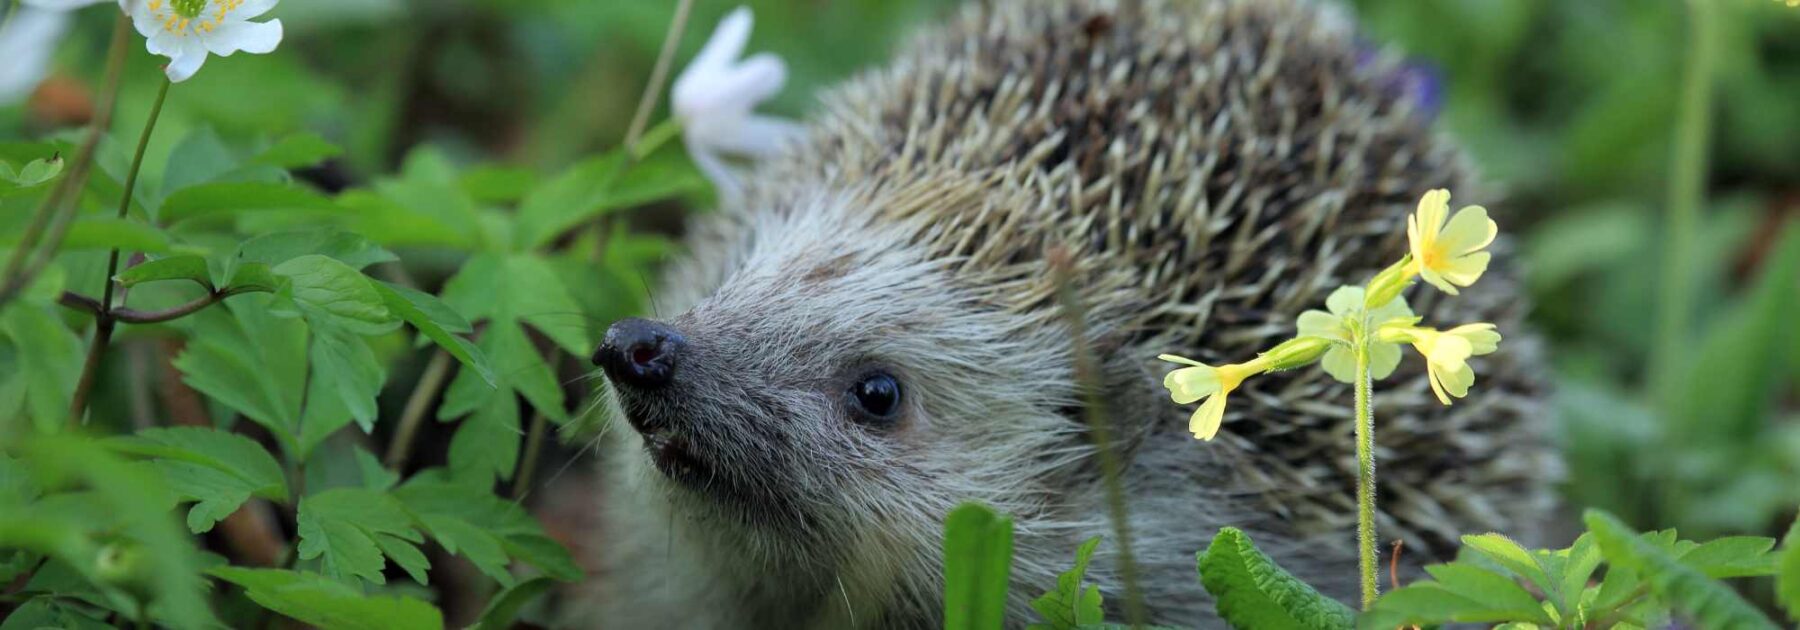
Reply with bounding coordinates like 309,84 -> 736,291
1050,249 -> 1148,628
1352,332 -> 1378,610
0,14 -> 132,311
69,78 -> 172,425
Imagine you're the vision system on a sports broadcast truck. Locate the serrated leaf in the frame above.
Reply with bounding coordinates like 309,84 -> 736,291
239,230 -> 397,270
209,567 -> 442,630
1777,515 -> 1799,622
1029,537 -> 1105,629
1462,533 -> 1556,598
1198,527 -> 1354,630
1,305 -> 82,432
296,488 -> 425,586
1560,533 -> 1603,620
158,182 -> 340,223
472,576 -> 557,630
1678,536 -> 1778,578
355,447 -> 399,491
108,427 -> 288,533
393,480 -> 581,581
445,390 -> 520,485
173,298 -> 308,450
309,323 -> 387,431
251,132 -> 342,169
0,597 -> 112,630
116,255 -> 212,289
373,281 -> 493,385
943,502 -> 1014,630
1584,509 -> 1780,630
1357,562 -> 1556,627
273,254 -> 394,332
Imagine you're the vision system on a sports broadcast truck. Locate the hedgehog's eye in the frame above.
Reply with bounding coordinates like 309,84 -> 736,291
849,372 -> 903,423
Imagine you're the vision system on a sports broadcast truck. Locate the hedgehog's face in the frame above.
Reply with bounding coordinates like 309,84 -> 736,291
595,201 -> 1084,553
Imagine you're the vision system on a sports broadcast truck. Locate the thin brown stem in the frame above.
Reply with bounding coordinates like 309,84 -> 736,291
1048,248 -> 1147,628
624,0 -> 694,151
385,350 -> 454,469
59,290 -> 240,324
0,13 -> 131,310
511,410 -> 550,501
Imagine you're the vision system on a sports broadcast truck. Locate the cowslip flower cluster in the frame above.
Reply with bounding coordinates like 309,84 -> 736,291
672,6 -> 803,201
1159,189 -> 1502,439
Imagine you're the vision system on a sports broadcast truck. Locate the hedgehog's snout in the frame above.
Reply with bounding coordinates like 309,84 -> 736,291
594,317 -> 686,391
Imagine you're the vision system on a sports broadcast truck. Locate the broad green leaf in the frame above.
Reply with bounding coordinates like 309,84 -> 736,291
272,254 -> 394,332
1778,515 -> 1799,622
0,597 -> 112,630
174,298 -> 308,450
239,230 -> 397,270
294,372 -> 355,460
500,533 -> 583,582
1585,510 -> 1779,630
0,305 -> 82,433
373,280 -> 493,385
209,567 -> 442,630
472,576 -> 557,630
0,217 -> 173,253
0,156 -> 64,196
394,480 -> 582,581
1461,533 -> 1556,598
159,182 -> 340,223
1029,537 -> 1105,629
943,502 -> 1014,630
1559,533 -> 1603,620
514,151 -> 703,250
1361,562 -> 1556,626
161,127 -> 239,195
308,323 -> 387,431
460,164 -> 538,204
355,447 -> 399,491
445,388 -> 521,485
108,427 -> 288,533
442,253 -> 592,357
296,488 -> 426,586
337,189 -> 474,249
1678,536 -> 1778,578
251,132 -> 343,169
1198,527 -> 1354,630
116,255 -> 212,289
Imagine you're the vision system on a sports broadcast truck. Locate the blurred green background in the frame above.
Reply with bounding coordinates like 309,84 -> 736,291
5,0 -> 1798,598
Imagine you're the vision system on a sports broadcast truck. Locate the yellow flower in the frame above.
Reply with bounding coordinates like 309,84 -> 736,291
1295,286 -> 1414,384
1379,322 -> 1501,405
1158,354 -> 1268,441
1406,189 -> 1497,295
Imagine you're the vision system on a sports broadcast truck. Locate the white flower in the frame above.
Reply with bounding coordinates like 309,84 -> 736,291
672,6 -> 803,201
130,0 -> 283,82
1,0 -> 114,105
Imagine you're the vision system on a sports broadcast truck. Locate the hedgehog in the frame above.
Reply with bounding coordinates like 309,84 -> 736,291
582,0 -> 1557,627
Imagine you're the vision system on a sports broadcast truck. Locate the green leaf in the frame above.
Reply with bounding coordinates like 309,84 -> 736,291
1584,509 -> 1780,630
158,182 -> 340,223
273,254 -> 394,332
308,323 -> 387,431
0,597 -> 112,630
943,502 -> 1014,630
355,447 -> 399,491
0,156 -> 64,196
0,217 -> 172,253
1461,533 -> 1556,597
1678,536 -> 1778,578
1558,533 -> 1604,620
442,254 -> 592,357
116,254 -> 213,289
460,165 -> 538,204
172,299 -> 309,451
445,388 -> 521,485
1029,537 -> 1105,629
109,427 -> 288,533
296,488 -> 426,586
239,230 -> 397,270
251,132 -> 343,169
1777,515 -> 1799,622
472,576 -> 557,630
1361,561 -> 1555,628
373,280 -> 493,385
0,305 -> 82,433
393,480 -> 582,581
162,127 -> 239,194
209,567 -> 442,630
1198,527 -> 1354,630
513,150 -> 703,251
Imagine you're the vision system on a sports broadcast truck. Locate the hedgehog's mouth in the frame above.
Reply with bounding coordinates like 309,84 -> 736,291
640,430 -> 711,486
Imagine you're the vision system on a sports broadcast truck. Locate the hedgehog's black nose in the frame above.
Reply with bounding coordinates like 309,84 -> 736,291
594,318 -> 685,390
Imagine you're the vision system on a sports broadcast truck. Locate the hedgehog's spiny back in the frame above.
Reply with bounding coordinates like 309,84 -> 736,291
754,0 -> 1550,567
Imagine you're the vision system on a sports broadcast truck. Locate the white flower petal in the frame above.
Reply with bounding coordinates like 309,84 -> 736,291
0,7 -> 70,105
689,7 -> 752,82
163,37 -> 210,82
204,18 -> 282,56
234,0 -> 279,20
704,114 -> 802,158
146,29 -> 183,57
685,135 -> 740,202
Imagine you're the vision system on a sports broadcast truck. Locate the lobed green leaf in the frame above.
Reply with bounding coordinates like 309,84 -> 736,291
1584,509 -> 1779,630
209,567 -> 442,630
1198,527 -> 1354,630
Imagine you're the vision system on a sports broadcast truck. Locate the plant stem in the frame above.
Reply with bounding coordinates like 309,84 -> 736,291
385,350 -> 453,469
624,0 -> 694,151
511,410 -> 549,500
0,13 -> 131,310
1049,249 -> 1147,628
1353,337 -> 1378,609
68,78 -> 172,425
1650,0 -> 1715,402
